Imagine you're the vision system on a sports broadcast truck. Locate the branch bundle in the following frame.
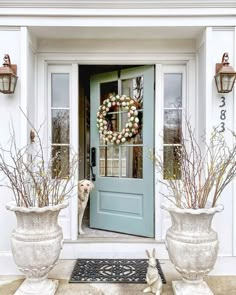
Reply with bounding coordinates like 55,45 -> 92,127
154,122 -> 236,209
0,127 -> 78,208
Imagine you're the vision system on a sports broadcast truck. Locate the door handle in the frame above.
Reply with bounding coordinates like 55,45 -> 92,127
91,147 -> 96,167
90,165 -> 96,182
90,147 -> 96,181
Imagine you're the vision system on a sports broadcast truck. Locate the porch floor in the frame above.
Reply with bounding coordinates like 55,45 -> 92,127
1,260 -> 236,294
79,217 -> 148,239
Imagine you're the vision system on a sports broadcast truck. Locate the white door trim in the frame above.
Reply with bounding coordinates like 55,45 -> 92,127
37,53 -> 195,243
37,61 -> 79,240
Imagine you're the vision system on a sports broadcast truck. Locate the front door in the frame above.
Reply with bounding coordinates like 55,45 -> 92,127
90,66 -> 154,237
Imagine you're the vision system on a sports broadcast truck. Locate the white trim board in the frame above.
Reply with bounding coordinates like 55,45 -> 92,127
233,27 -> 236,256
1,16 -> 236,27
1,249 -> 236,276
1,1 -> 236,10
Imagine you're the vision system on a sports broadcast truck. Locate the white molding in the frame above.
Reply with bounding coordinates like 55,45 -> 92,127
0,26 -> 20,31
0,1 -> 236,10
36,56 -> 47,144
233,27 -> 236,256
70,63 -> 79,240
1,8 -> 236,16
20,27 -> 28,148
205,27 -> 213,140
212,26 -> 235,32
188,59 -> 197,128
28,29 -> 38,54
38,53 -> 195,64
155,64 -> 164,241
61,241 -> 169,260
196,30 -> 206,51
0,16 -> 236,28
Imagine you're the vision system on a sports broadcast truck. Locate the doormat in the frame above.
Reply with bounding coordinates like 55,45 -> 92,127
69,259 -> 166,284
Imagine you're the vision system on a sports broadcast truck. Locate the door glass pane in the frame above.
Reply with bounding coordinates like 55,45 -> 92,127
99,112 -> 119,145
164,74 -> 182,108
164,110 -> 182,144
122,76 -> 143,108
52,110 -> 70,144
99,77 -> 144,179
51,146 -> 69,178
99,146 -> 119,177
51,73 -> 69,108
100,81 -> 118,104
120,146 -> 143,178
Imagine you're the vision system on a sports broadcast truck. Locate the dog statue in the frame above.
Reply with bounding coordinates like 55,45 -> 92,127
78,179 -> 94,235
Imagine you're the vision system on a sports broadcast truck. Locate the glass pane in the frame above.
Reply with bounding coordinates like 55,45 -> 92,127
51,73 -> 69,108
99,112 -> 119,145
100,81 -> 118,104
164,146 -> 181,180
164,110 -> 182,144
122,76 -> 143,108
51,146 -> 69,178
121,111 -> 129,131
99,146 -> 119,177
221,74 -> 235,92
52,110 -> 70,144
164,74 -> 182,108
120,146 -> 143,178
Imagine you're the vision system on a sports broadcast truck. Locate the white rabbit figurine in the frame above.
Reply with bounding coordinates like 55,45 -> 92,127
143,248 -> 163,295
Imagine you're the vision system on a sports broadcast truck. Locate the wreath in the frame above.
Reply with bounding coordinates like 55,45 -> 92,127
97,94 -> 140,144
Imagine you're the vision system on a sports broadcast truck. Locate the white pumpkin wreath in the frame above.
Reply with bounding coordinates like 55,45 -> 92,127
96,94 -> 140,144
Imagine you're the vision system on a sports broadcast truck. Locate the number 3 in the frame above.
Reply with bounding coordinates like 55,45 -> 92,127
219,122 -> 225,133
219,96 -> 226,107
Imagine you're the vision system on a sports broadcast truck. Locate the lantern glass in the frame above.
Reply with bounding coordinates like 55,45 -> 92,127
0,75 -> 10,93
0,74 -> 17,94
10,75 -> 18,93
215,73 -> 236,93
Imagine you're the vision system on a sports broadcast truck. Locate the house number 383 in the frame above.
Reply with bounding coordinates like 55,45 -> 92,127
219,96 -> 226,133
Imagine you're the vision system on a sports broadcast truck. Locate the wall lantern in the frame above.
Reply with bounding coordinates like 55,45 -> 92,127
0,54 -> 18,94
214,52 -> 236,93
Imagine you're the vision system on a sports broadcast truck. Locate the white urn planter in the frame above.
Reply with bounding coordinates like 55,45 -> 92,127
161,203 -> 223,295
6,201 -> 68,295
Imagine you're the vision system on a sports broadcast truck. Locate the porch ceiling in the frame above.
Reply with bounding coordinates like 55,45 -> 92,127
30,26 -> 204,40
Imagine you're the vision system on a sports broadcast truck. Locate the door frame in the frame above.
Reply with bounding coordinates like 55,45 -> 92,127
37,53 -> 196,241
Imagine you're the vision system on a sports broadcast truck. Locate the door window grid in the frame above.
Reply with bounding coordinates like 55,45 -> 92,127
50,73 -> 70,178
163,73 -> 183,180
99,76 -> 143,178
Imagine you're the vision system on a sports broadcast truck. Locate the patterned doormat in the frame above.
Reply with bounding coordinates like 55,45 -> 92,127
69,259 -> 166,284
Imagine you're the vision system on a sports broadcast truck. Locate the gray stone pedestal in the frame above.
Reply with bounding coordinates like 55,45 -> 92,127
172,280 -> 214,295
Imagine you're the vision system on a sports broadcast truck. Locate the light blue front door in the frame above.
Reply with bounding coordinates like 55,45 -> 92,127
90,66 -> 154,237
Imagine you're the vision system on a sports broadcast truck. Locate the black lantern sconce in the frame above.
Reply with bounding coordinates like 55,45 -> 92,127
214,52 -> 236,93
0,54 -> 18,94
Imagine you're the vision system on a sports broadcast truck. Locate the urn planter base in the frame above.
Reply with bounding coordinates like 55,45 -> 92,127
14,278 -> 59,295
172,280 -> 213,295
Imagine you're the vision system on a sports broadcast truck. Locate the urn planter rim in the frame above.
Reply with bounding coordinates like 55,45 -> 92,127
5,201 -> 69,213
161,203 -> 224,214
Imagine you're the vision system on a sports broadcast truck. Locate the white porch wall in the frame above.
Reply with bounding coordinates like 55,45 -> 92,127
1,24 -> 236,275
208,27 -> 236,256
0,29 -> 21,253
0,27 -> 37,275
196,27 -> 236,257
